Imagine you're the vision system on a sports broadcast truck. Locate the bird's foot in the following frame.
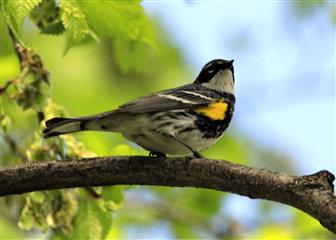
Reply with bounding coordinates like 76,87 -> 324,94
192,151 -> 203,159
185,152 -> 204,161
149,151 -> 166,158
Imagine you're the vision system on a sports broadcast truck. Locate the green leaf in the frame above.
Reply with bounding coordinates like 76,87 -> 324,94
18,197 -> 36,230
0,218 -> 25,240
252,225 -> 293,240
72,196 -> 112,240
58,0 -> 156,53
30,191 -> 45,204
78,0 -> 156,47
29,0 -> 65,35
59,0 -> 98,53
1,0 -> 42,43
293,209 -> 332,238
172,222 -> 198,239
203,134 -> 249,165
18,190 -> 78,234
40,21 -> 65,35
12,47 -> 51,111
0,114 -> 12,133
101,186 -> 125,211
112,40 -> 152,73
48,230 -> 69,240
153,187 -> 223,219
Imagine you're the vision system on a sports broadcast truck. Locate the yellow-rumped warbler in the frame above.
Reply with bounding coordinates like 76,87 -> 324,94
43,59 -> 235,158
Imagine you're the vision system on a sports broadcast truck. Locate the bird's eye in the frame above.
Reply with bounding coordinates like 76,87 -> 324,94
206,65 -> 216,73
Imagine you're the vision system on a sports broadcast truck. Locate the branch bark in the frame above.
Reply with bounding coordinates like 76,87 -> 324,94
0,156 -> 335,233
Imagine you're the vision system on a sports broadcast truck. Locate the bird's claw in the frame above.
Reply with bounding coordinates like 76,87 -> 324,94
149,151 -> 166,158
192,151 -> 203,159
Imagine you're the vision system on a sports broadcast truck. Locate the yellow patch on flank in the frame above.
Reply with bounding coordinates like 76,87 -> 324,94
195,100 -> 228,120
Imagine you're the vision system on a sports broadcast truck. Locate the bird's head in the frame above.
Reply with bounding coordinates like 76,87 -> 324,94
194,59 -> 235,94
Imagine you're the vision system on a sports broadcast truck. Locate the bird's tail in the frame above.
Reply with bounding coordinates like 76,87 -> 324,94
43,117 -> 92,138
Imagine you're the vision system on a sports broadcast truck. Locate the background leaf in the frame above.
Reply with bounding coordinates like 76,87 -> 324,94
29,0 -> 65,35
1,0 -> 42,43
59,0 -> 156,53
72,195 -> 112,240
101,186 -> 125,211
78,0 -> 155,44
59,0 -> 98,53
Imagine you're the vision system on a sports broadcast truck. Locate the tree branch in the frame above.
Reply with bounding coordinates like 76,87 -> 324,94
0,156 -> 335,233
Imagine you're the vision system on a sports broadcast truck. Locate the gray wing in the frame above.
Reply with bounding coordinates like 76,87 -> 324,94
69,84 -> 220,120
113,84 -> 218,114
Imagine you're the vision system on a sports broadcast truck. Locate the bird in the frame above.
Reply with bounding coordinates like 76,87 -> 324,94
43,59 -> 235,158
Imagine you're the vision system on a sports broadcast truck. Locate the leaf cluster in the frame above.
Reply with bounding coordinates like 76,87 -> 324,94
1,0 -> 156,238
1,0 -> 156,52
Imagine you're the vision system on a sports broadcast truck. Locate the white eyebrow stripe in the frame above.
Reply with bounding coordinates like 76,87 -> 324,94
203,62 -> 213,69
157,94 -> 196,104
180,91 -> 214,101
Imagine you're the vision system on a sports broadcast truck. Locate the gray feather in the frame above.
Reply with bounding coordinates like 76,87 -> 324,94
114,84 -> 218,114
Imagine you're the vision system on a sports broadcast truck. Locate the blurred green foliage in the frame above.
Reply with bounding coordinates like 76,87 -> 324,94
1,0 -> 42,44
0,0 -> 333,239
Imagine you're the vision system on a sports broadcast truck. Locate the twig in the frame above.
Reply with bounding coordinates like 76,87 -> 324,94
0,78 -> 16,94
7,27 -> 23,69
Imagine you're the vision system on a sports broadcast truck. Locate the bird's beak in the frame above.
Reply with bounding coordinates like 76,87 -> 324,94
228,59 -> 234,66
